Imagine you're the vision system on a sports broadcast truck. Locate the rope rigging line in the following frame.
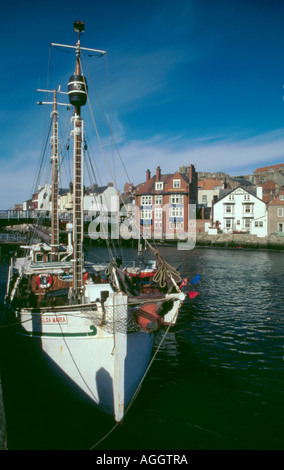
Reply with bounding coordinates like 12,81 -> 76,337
32,44 -> 53,197
31,118 -> 53,197
80,53 -> 132,184
79,55 -> 138,260
78,56 -> 133,265
79,58 -> 120,193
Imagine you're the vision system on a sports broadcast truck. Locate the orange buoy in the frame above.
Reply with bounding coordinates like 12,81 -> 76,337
136,303 -> 163,332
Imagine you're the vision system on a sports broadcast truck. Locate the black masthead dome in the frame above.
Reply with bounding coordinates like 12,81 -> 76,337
68,74 -> 88,107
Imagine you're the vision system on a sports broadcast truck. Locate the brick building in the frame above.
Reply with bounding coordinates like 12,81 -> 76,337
135,164 -> 197,238
260,180 -> 282,203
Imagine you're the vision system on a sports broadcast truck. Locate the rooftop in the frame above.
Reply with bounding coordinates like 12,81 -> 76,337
254,163 -> 284,174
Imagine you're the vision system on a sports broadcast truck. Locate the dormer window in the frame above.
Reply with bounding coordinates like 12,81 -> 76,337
173,179 -> 181,188
155,182 -> 163,191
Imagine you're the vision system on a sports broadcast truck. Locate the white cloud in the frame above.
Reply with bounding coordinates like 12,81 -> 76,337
2,125 -> 284,208
101,128 -> 284,188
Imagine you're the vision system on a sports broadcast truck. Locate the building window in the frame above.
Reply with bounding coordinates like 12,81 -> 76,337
225,219 -> 232,228
170,221 -> 180,229
141,209 -> 152,219
155,208 -> 162,219
202,195 -> 207,204
170,194 -> 184,204
277,208 -> 283,217
155,195 -> 162,205
170,207 -> 184,218
225,204 -> 233,213
243,219 -> 251,228
141,195 -> 152,206
244,204 -> 252,213
155,182 -> 164,191
244,194 -> 250,200
278,222 -> 283,232
173,179 -> 181,188
229,194 -> 234,201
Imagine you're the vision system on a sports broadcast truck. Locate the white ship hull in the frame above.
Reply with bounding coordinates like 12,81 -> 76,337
11,290 -> 157,422
6,261 -> 185,422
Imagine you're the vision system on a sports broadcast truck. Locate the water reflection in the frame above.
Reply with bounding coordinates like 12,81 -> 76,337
1,246 -> 284,449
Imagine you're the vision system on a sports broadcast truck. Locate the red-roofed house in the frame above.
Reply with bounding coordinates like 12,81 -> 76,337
260,180 -> 281,203
135,165 -> 198,239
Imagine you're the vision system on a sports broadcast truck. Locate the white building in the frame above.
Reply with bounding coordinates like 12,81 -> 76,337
213,186 -> 267,237
84,184 -> 119,214
32,183 -> 52,211
198,178 -> 224,208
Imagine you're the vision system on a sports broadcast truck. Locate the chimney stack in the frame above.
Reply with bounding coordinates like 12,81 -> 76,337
146,169 -> 151,181
256,186 -> 263,200
156,166 -> 161,181
188,164 -> 193,183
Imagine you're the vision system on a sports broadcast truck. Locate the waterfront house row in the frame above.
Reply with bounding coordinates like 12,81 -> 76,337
133,165 -> 284,238
16,163 -> 284,239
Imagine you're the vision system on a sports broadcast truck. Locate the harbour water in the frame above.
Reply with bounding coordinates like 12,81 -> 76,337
0,245 -> 283,450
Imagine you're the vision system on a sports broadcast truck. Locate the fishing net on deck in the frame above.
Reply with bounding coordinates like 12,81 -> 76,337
67,303 -> 145,333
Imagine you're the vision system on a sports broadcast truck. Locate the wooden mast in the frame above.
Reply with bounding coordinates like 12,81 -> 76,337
69,24 -> 86,303
51,90 -> 59,260
72,86 -> 84,299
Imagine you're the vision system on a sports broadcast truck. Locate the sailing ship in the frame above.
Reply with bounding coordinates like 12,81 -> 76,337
4,22 -> 192,422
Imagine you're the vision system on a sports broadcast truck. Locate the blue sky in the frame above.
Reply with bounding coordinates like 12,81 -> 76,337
1,0 -> 284,208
